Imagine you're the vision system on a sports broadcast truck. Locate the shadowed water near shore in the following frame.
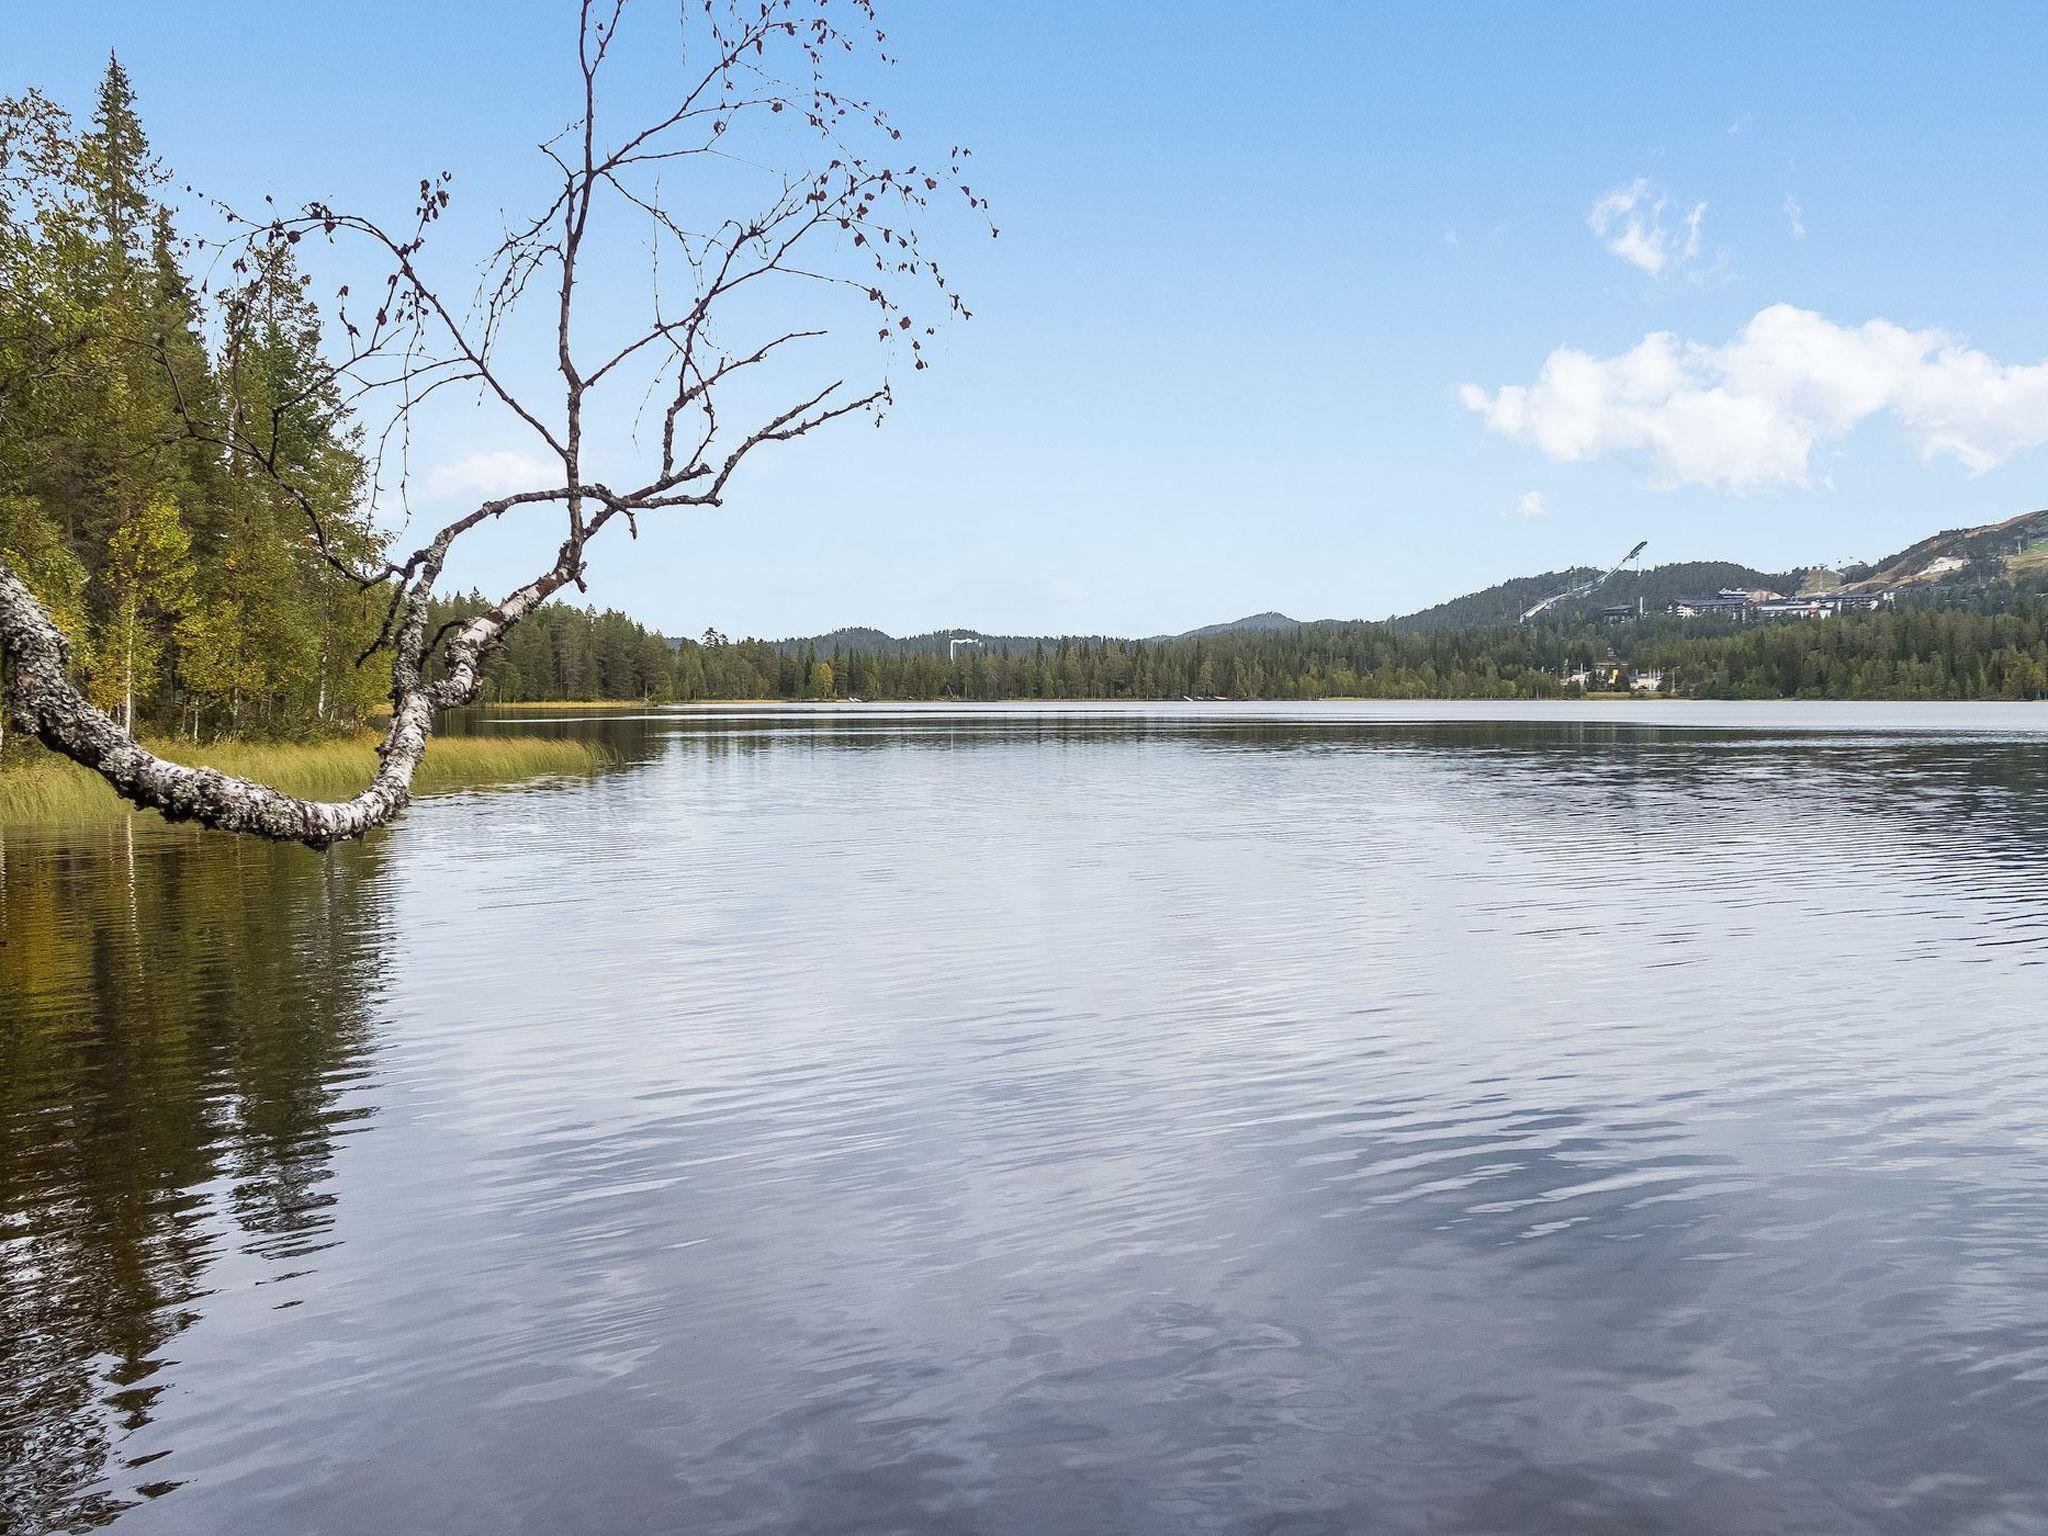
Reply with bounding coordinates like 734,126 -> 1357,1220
5,703 -> 2048,1534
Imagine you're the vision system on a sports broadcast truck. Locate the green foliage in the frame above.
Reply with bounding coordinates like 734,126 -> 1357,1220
665,621 -> 1579,701
0,492 -> 88,649
1,63 -> 382,748
1629,593 -> 2048,701
463,592 -> 2048,706
89,492 -> 191,726
427,596 -> 679,703
1395,561 -> 1809,631
1,732 -> 604,830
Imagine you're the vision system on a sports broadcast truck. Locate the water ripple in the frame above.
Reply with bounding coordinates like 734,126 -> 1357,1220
5,704 -> 2048,1533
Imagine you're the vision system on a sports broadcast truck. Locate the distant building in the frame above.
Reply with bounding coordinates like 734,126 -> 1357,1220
1752,598 -> 1834,619
1668,588 -> 1896,621
1630,669 -> 1665,693
1819,590 -> 1898,613
1667,594 -> 1751,618
1596,598 -> 1644,624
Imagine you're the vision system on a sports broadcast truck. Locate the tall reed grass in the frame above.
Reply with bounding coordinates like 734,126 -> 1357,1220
0,732 -> 607,829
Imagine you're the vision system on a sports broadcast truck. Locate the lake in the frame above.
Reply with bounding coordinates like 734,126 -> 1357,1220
5,701 -> 2048,1535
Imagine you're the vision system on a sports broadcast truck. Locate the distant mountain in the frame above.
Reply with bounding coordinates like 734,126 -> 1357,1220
748,508 -> 2048,652
764,612 -> 1307,655
1834,507 -> 2048,592
1393,561 -> 1806,632
1165,611 -> 1304,640
764,626 -> 1120,657
1392,509 -> 2048,631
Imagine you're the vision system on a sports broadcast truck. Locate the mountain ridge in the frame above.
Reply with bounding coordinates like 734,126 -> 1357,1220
750,508 -> 2048,653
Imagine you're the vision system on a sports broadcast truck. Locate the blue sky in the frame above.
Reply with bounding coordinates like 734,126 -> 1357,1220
7,2 -> 2048,637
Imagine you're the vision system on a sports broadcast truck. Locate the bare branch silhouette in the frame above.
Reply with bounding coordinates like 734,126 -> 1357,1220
1,0 -> 984,846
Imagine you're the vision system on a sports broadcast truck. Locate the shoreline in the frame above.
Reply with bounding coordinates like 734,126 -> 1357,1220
1,732 -> 608,831
474,692 -> 2048,708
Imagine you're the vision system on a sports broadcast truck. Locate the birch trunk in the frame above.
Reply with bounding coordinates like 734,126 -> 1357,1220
2,536 -> 580,847
1,557 -> 432,847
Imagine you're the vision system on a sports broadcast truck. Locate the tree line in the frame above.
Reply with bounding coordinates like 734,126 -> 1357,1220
1629,602 -> 2048,701
454,585 -> 2048,704
2,61 -> 381,751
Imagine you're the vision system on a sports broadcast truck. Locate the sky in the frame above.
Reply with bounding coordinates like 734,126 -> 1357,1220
7,1 -> 2048,638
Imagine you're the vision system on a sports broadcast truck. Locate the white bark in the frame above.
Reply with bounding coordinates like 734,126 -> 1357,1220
2,556 -> 431,846
1,520 -> 587,847
0,3 -> 947,847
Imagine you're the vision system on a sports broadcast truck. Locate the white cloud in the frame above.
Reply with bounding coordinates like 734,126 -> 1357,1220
1442,224 -> 1461,248
423,449 -> 553,501
1588,178 -> 1706,276
1783,195 -> 1806,239
1511,491 -> 1550,518
1460,304 -> 2048,492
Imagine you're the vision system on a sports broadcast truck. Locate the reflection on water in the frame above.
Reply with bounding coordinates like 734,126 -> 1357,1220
1,828 -> 386,1531
5,703 -> 2048,1534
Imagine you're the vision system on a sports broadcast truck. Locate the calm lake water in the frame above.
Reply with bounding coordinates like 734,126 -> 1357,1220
5,701 -> 2048,1535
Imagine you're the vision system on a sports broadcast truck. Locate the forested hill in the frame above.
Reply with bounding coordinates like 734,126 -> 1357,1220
1166,611 -> 1304,640
775,611 -> 1306,656
1393,561 -> 1807,632
767,625 -> 1125,658
432,572 -> 2048,705
1389,510 -> 2048,630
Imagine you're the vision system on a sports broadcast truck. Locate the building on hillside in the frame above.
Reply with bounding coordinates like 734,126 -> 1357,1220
1668,587 -> 1897,621
1667,592 -> 1753,619
1813,589 -> 1898,613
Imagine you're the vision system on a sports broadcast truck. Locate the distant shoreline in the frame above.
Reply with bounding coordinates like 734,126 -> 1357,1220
469,693 -> 2048,710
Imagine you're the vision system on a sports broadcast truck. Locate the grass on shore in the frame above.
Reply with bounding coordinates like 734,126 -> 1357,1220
0,731 -> 607,830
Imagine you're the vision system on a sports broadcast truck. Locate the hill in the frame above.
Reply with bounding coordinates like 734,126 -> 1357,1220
1159,611 -> 1304,641
766,626 -> 1121,657
1393,561 -> 1805,632
1393,508 -> 2048,631
1833,508 -> 2048,592
771,612 -> 1308,656
743,508 -> 2048,658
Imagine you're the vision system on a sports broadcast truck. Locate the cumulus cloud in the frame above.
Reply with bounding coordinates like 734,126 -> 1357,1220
1783,195 -> 1806,238
1460,304 -> 2048,492
424,449 -> 552,501
1588,178 -> 1705,276
1511,491 -> 1550,518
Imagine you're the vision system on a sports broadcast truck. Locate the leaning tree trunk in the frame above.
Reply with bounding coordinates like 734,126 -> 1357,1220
3,530 -> 580,847
0,557 -> 431,848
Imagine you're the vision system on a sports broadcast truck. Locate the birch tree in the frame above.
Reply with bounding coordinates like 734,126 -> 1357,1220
0,0 -> 982,845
